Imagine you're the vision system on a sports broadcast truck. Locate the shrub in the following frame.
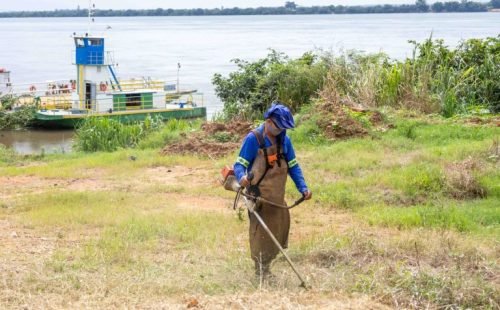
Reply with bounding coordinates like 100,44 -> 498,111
0,101 -> 37,130
212,50 -> 329,120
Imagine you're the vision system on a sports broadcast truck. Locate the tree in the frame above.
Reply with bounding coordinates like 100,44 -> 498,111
285,2 -> 297,10
491,0 -> 500,8
444,1 -> 461,11
416,0 -> 430,12
432,2 -> 445,12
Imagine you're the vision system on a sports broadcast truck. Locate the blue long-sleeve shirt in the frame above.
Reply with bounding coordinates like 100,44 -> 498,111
234,125 -> 308,194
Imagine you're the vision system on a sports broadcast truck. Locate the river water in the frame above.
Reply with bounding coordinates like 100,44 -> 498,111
0,13 -> 499,154
0,129 -> 74,155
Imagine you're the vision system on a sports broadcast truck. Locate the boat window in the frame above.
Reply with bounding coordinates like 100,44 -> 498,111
75,38 -> 85,47
89,39 -> 102,46
125,94 -> 142,109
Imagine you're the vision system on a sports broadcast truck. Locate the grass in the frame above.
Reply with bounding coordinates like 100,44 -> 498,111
0,113 -> 498,308
73,116 -> 199,153
359,198 -> 500,233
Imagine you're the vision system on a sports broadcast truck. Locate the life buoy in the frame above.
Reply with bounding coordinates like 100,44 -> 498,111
99,82 -> 107,92
29,85 -> 36,92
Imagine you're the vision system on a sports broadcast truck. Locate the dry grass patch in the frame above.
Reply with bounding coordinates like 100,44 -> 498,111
444,157 -> 487,199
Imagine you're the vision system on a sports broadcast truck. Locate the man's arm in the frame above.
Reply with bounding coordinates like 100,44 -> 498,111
234,133 -> 259,184
284,137 -> 309,195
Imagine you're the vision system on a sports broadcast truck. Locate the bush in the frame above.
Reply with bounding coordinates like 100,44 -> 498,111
0,102 -> 37,130
212,50 -> 329,120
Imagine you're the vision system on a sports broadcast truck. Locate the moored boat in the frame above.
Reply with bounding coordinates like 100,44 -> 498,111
4,3 -> 206,128
30,33 -> 206,128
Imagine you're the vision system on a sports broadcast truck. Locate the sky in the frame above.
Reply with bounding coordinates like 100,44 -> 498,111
0,1 -> 446,12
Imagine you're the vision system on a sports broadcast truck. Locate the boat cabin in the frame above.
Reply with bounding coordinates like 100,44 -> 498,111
70,34 -> 169,113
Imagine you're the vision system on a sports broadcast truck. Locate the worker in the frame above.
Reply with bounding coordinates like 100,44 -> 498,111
234,102 -> 312,278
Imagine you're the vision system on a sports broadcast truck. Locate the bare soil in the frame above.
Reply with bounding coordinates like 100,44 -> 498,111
161,121 -> 254,158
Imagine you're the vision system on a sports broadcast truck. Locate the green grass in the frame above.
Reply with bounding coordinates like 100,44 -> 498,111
0,144 -> 18,164
14,191 -> 140,228
73,117 -> 198,153
288,113 -> 499,235
359,198 -> 500,233
0,148 -> 205,178
138,119 -> 202,149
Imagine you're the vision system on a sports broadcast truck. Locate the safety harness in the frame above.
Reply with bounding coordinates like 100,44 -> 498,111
247,128 -> 284,198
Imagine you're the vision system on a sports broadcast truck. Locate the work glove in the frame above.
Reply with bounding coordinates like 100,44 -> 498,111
239,176 -> 250,188
303,190 -> 312,200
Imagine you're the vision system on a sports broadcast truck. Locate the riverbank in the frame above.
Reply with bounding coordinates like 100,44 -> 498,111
1,111 -> 498,308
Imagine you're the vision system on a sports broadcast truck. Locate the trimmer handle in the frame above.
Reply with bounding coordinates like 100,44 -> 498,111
247,171 -> 255,182
289,196 -> 306,208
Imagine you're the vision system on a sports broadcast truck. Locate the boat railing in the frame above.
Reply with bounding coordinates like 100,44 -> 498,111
118,78 -> 166,91
36,92 -> 204,112
9,80 -> 76,97
8,77 -> 198,97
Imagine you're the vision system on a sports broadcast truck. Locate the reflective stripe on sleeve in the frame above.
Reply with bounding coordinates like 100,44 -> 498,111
288,158 -> 298,168
236,156 -> 250,168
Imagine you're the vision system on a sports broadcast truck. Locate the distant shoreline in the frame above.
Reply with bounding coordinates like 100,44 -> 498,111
1,2 -> 497,18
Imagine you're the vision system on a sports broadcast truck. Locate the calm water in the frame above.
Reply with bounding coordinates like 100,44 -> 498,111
0,130 -> 74,155
0,13 -> 499,154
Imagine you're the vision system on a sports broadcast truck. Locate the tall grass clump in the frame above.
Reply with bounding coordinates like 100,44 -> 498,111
320,36 -> 499,116
74,115 -> 164,152
137,119 -> 201,149
0,144 -> 18,164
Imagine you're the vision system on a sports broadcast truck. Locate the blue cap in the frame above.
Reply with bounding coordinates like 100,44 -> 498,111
264,102 -> 295,129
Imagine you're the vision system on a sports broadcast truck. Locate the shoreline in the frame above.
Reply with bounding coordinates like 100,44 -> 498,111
0,11 -> 497,18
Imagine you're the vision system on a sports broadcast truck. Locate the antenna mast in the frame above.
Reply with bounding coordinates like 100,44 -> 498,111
87,1 -> 95,35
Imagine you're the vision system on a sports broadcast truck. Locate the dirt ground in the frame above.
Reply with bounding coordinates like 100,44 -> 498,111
162,121 -> 254,158
161,106 -> 388,160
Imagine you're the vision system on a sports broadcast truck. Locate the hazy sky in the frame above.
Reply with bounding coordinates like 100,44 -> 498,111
1,1 -> 440,12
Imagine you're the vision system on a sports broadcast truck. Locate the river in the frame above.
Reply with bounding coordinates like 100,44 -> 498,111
0,13 -> 499,154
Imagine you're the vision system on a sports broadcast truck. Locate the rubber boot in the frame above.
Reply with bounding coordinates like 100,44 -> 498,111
254,261 -> 273,279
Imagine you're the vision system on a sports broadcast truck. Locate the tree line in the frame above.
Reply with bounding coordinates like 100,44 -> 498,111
0,1 -> 498,18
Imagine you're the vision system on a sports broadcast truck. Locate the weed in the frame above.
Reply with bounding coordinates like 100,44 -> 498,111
444,157 -> 487,199
0,144 -> 17,164
359,199 -> 499,232
211,131 -> 234,143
